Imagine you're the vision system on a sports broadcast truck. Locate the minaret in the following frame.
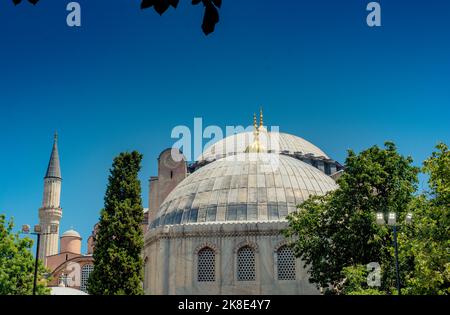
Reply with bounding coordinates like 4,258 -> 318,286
38,133 -> 62,264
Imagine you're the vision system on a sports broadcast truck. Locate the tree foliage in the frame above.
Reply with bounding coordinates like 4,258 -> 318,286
0,215 -> 50,295
340,265 -> 385,295
12,0 -> 222,35
87,151 -> 145,295
12,0 -> 39,5
141,0 -> 222,35
284,142 -> 420,294
285,142 -> 450,295
399,143 -> 450,295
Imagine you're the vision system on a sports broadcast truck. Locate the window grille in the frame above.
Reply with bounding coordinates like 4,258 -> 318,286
277,246 -> 296,280
197,247 -> 215,282
237,246 -> 256,281
80,264 -> 94,292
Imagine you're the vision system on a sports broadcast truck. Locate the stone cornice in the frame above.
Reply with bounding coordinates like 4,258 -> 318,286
144,220 -> 289,246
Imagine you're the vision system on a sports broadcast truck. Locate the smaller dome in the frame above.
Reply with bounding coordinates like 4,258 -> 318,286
61,229 -> 81,238
50,287 -> 88,295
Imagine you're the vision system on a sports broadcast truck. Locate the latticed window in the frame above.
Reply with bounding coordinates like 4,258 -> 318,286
277,246 -> 296,280
80,264 -> 94,292
197,247 -> 216,282
237,246 -> 256,281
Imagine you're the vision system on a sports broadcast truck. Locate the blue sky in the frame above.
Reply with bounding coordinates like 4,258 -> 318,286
1,0 -> 449,252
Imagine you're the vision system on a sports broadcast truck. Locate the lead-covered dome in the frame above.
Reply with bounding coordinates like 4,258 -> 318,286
151,153 -> 337,228
197,131 -> 329,162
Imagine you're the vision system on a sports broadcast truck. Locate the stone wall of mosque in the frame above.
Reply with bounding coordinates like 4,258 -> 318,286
148,148 -> 188,223
143,221 -> 319,295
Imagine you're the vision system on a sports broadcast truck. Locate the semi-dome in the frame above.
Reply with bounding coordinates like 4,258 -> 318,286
61,229 -> 81,238
151,153 -> 337,228
197,131 -> 330,162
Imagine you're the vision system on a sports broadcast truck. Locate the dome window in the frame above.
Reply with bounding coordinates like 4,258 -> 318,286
237,246 -> 256,281
277,246 -> 296,281
197,247 -> 216,282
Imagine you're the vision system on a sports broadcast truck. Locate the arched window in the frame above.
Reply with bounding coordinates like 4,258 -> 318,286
197,247 -> 215,282
80,264 -> 94,292
237,246 -> 256,281
277,246 -> 296,280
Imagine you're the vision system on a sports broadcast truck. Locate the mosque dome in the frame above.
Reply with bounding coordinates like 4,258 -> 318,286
197,130 -> 330,162
61,229 -> 81,238
151,153 -> 337,228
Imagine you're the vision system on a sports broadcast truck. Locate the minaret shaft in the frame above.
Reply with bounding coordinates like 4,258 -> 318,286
38,134 -> 62,265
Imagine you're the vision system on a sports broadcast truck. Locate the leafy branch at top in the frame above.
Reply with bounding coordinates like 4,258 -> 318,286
141,0 -> 222,35
11,0 -> 223,36
12,0 -> 39,5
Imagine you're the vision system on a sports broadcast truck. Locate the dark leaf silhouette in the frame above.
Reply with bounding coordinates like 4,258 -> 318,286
212,0 -> 222,8
200,0 -> 220,35
12,0 -> 222,35
12,0 -> 40,4
140,0 -> 179,15
142,0 -> 222,35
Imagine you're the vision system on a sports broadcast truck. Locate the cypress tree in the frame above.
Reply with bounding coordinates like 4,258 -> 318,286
88,151 -> 144,295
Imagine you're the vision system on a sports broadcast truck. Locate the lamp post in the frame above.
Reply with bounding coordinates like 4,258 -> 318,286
21,223 -> 58,295
376,212 -> 413,295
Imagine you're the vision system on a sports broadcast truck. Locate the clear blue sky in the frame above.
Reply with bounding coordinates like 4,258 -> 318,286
1,0 -> 449,252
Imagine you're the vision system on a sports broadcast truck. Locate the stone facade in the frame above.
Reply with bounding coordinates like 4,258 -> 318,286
46,229 -> 95,292
147,148 -> 188,223
143,221 -> 319,295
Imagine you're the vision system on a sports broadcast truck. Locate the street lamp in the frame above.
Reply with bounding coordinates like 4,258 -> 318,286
376,211 -> 413,295
21,223 -> 58,295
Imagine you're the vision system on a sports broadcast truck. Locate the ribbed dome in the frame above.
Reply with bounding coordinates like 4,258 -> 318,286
151,153 -> 337,228
197,131 -> 329,162
61,229 -> 81,238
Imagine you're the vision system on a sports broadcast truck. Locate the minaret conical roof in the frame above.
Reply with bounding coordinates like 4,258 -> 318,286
45,133 -> 61,179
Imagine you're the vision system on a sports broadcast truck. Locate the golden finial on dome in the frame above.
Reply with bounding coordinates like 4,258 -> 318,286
246,110 -> 266,153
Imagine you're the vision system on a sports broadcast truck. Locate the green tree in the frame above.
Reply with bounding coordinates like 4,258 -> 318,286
340,265 -> 384,295
399,143 -> 450,295
284,142 -> 419,294
0,215 -> 50,295
88,151 -> 145,295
